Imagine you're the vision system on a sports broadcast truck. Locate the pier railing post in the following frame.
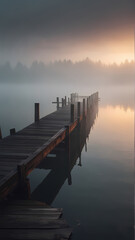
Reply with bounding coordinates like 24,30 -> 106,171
35,103 -> 40,122
10,128 -> 16,136
87,97 -> 89,115
77,102 -> 81,121
83,98 -> 85,117
17,164 -> 31,199
0,127 -> 2,139
70,104 -> 75,123
62,98 -> 64,108
65,96 -> 67,106
57,97 -> 59,110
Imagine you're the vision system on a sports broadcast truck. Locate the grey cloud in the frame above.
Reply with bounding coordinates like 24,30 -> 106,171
0,0 -> 134,41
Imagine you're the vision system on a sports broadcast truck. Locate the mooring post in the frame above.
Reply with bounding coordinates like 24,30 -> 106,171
71,93 -> 74,103
35,103 -> 40,122
57,97 -> 59,110
17,164 -> 31,199
65,125 -> 70,154
87,97 -> 89,114
65,125 -> 72,185
65,96 -> 67,106
83,98 -> 85,117
68,97 -> 70,105
10,128 -> 16,136
0,127 -> 2,139
77,102 -> 81,121
70,104 -> 75,123
62,98 -> 64,108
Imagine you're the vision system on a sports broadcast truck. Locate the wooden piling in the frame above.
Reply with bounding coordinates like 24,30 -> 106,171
57,97 -> 59,110
77,102 -> 81,120
62,98 -> 64,108
65,96 -> 67,106
17,164 -> 30,199
35,103 -> 40,122
10,128 -> 16,136
87,98 -> 89,114
70,104 -> 75,123
83,99 -> 85,117
17,164 -> 26,185
0,127 -> 2,139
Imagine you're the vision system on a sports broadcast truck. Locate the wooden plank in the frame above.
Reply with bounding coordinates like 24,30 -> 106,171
0,216 -> 69,229
0,161 -> 18,166
0,228 -> 72,240
0,208 -> 62,216
0,213 -> 62,219
4,200 -> 51,207
0,158 -> 25,163
0,165 -> 15,171
0,153 -> 30,158
0,136 -> 50,141
22,129 -> 67,175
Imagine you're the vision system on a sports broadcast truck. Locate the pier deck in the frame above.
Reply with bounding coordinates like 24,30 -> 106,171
0,92 -> 98,200
0,200 -> 72,240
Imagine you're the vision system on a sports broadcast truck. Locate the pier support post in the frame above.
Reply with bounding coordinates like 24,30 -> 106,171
35,103 -> 40,122
83,99 -> 85,117
65,125 -> 72,185
77,102 -> 81,121
70,104 -> 75,123
10,128 -> 16,136
65,96 -> 67,106
56,97 -> 59,110
0,128 -> 2,139
87,98 -> 89,115
17,164 -> 31,199
62,98 -> 64,108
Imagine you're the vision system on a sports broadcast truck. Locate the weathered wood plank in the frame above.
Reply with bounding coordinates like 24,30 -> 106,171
0,216 -> 69,229
0,228 -> 72,240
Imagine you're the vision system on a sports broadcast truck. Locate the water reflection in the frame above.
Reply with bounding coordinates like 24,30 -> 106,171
30,100 -> 98,204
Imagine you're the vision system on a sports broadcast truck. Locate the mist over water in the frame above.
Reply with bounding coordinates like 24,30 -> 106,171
0,60 -> 134,134
0,59 -> 134,240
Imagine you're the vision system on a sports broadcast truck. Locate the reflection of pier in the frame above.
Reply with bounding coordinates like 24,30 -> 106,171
32,99 -> 98,205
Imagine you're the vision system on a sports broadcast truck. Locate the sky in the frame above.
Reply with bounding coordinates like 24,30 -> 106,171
0,0 -> 134,65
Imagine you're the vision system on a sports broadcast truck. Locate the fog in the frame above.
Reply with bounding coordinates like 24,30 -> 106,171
0,59 -> 134,137
0,59 -> 134,86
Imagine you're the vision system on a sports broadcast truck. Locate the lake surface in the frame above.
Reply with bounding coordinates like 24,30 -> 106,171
0,83 -> 134,239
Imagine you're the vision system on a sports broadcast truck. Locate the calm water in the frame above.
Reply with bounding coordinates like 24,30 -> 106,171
0,83 -> 134,239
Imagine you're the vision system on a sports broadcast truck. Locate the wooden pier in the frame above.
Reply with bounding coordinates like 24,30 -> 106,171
0,92 -> 98,240
0,92 -> 98,200
0,199 -> 72,240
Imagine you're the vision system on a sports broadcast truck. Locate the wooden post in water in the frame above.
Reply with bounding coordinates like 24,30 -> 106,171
17,164 -> 31,199
83,98 -> 85,117
87,97 -> 89,114
0,128 -> 2,139
65,125 -> 72,185
70,104 -> 75,123
65,96 -> 67,106
77,102 -> 81,120
10,128 -> 16,136
62,98 -> 64,108
35,103 -> 40,122
68,97 -> 70,105
56,97 -> 59,110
